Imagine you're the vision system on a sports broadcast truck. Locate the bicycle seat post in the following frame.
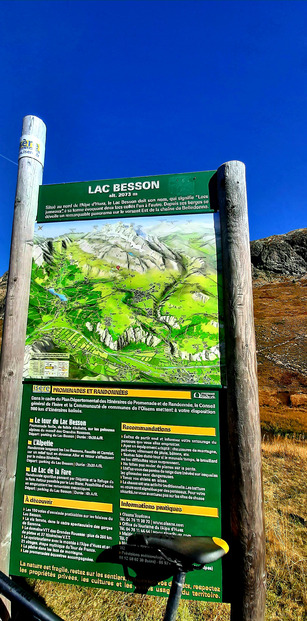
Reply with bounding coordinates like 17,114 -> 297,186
99,535 -> 229,621
163,570 -> 186,621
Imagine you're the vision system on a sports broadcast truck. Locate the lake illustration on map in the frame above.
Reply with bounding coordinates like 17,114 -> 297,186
24,213 -> 223,385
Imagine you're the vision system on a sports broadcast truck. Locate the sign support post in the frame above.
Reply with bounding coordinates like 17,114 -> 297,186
217,161 -> 266,620
0,116 -> 46,615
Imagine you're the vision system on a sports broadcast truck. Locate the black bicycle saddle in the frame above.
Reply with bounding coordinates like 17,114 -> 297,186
127,534 -> 229,567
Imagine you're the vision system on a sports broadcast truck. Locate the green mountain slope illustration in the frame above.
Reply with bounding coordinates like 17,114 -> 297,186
24,216 -> 223,385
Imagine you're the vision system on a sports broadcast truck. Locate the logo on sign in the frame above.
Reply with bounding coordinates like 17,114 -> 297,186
193,391 -> 215,399
33,385 -> 51,393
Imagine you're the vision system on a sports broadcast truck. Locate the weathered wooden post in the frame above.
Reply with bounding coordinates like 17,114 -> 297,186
0,116 -> 46,617
217,161 -> 266,620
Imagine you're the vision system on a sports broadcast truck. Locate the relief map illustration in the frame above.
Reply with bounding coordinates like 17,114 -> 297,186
24,214 -> 223,385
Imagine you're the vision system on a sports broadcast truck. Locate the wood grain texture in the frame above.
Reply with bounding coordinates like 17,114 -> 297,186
0,116 -> 46,588
217,161 -> 266,620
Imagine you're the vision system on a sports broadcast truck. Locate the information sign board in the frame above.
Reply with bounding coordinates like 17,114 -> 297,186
10,171 -> 227,602
36,171 -> 213,222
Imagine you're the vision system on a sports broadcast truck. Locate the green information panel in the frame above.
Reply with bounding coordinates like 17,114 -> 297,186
37,171 -> 214,222
11,171 -> 227,602
11,383 -> 223,601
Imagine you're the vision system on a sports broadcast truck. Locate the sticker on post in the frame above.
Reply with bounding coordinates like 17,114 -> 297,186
19,134 -> 45,165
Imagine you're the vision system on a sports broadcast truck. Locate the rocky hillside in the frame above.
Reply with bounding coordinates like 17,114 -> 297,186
250,229 -> 306,436
254,277 -> 306,436
251,228 -> 307,281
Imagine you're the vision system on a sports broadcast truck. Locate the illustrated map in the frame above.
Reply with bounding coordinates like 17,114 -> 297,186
24,214 -> 223,385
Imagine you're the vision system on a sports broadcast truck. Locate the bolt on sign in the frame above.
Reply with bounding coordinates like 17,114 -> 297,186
10,171 -> 228,601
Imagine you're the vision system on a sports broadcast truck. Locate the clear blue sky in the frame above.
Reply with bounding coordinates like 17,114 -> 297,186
0,0 -> 306,276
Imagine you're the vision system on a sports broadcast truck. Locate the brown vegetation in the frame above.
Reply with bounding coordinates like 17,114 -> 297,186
254,277 -> 307,439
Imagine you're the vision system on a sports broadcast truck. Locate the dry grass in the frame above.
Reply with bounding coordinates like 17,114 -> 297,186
260,404 -> 306,439
262,437 -> 307,621
29,579 -> 231,621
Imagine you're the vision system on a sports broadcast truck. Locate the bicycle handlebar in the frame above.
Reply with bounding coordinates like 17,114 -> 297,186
0,571 -> 63,621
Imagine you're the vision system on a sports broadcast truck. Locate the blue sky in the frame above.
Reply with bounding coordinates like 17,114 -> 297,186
0,0 -> 306,276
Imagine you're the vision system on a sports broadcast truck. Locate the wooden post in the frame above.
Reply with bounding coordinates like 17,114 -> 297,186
217,161 -> 266,620
0,116 -> 46,615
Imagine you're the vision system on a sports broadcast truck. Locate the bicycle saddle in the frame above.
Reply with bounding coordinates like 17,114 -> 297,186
127,534 -> 229,567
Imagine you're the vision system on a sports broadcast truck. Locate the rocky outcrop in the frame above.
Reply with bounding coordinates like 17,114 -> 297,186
32,236 -> 73,267
251,229 -> 307,280
158,315 -> 180,329
192,291 -> 209,304
95,320 -> 220,362
179,345 -> 220,362
96,323 -> 161,350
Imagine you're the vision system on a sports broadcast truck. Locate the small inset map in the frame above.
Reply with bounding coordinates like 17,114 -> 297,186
27,353 -> 70,379
24,214 -> 223,385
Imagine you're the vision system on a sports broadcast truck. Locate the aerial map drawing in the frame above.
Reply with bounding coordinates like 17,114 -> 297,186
24,214 -> 223,385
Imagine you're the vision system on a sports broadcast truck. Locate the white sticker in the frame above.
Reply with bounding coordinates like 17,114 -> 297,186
18,134 -> 45,165
29,357 -> 69,378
